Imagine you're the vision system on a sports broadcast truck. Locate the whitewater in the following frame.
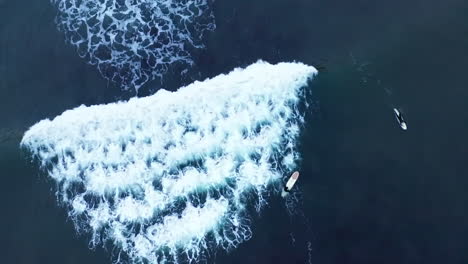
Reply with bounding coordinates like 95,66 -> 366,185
51,0 -> 216,91
21,61 -> 317,263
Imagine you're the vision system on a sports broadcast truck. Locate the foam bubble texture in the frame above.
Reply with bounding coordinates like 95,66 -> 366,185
51,0 -> 216,91
21,61 -> 317,263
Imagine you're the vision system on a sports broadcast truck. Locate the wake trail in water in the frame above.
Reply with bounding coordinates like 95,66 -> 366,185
21,61 -> 317,263
51,0 -> 216,91
349,52 -> 401,110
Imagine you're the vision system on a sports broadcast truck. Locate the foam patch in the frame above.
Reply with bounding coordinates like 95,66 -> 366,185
51,0 -> 216,91
21,61 -> 317,263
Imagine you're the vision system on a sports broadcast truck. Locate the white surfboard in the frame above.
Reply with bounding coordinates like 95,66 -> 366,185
281,171 -> 300,197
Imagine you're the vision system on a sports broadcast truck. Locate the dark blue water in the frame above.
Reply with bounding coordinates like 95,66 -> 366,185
2,0 -> 468,263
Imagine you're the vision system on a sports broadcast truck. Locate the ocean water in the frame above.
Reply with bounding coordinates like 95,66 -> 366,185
2,0 -> 468,263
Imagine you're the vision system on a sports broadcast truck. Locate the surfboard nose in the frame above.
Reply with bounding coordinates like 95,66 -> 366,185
291,171 -> 299,180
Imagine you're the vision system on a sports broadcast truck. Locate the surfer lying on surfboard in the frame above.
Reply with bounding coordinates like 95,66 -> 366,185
281,171 -> 300,197
393,108 -> 407,130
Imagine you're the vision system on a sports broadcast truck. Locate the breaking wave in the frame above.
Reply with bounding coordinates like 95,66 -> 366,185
51,0 -> 216,91
21,61 -> 317,263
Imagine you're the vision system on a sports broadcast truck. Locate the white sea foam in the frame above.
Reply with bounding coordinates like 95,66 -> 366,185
51,0 -> 215,91
21,61 -> 317,263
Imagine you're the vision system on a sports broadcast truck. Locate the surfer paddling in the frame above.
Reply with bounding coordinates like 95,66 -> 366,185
393,108 -> 407,130
281,171 -> 300,197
